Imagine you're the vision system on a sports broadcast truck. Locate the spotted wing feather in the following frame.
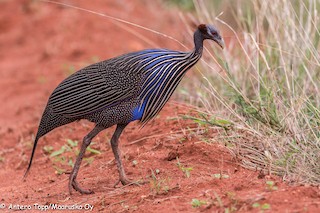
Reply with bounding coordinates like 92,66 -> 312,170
49,57 -> 142,118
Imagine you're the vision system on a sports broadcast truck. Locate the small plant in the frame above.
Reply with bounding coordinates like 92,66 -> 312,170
53,165 -> 66,175
86,146 -> 101,155
149,169 -> 171,195
176,157 -> 193,178
179,137 -> 187,143
183,114 -> 233,131
213,192 -> 224,208
225,206 -> 237,213
265,180 -> 278,191
43,139 -> 101,174
43,145 -> 53,154
212,173 -> 230,179
252,202 -> 271,211
191,199 -> 207,208
224,192 -> 239,212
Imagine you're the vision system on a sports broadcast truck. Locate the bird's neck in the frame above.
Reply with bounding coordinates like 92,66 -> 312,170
193,29 -> 204,56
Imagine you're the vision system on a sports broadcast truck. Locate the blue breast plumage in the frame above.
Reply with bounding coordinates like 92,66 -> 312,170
129,49 -> 201,123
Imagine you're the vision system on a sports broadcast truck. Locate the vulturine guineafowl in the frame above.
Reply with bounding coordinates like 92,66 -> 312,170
24,24 -> 224,194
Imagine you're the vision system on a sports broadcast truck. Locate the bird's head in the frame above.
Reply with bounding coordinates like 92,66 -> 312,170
198,24 -> 224,49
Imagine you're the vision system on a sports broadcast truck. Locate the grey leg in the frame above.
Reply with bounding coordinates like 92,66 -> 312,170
69,125 -> 105,194
110,123 -> 130,185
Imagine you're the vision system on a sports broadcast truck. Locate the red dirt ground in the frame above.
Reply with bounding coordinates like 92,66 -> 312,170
0,0 -> 319,212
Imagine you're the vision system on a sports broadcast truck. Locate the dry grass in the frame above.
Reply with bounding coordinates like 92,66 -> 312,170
177,0 -> 320,185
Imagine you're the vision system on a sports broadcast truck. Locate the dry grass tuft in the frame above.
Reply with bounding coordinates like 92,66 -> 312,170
178,0 -> 320,185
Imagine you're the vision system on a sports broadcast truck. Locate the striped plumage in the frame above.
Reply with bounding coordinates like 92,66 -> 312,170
50,49 -> 200,124
25,24 -> 224,194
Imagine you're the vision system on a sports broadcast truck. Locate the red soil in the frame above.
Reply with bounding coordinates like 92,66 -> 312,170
0,0 -> 319,212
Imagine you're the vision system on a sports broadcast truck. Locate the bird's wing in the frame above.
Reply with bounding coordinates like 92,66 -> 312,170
49,61 -> 139,118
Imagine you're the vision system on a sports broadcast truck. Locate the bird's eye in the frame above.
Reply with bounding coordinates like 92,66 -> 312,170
207,29 -> 216,37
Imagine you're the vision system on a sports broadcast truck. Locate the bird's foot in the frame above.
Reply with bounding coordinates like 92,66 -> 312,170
69,178 -> 94,195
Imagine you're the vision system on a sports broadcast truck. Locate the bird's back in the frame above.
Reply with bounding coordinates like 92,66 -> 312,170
46,48 -> 200,125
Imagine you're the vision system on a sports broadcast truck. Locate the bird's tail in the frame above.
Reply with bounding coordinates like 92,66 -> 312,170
23,132 -> 41,178
23,107 -> 51,179
23,106 -> 74,179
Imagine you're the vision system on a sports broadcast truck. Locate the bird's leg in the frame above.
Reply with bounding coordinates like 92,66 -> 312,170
69,125 -> 104,195
110,123 -> 132,186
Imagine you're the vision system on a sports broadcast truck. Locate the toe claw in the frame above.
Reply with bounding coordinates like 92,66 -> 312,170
69,179 -> 94,194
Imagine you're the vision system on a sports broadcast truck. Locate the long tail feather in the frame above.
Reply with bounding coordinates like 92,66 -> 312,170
23,133 -> 41,179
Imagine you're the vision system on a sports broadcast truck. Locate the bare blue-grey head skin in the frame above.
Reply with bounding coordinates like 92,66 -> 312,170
204,24 -> 225,48
194,24 -> 225,53
24,24 -> 224,195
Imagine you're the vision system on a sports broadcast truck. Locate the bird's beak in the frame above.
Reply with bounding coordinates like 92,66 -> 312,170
216,38 -> 225,49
